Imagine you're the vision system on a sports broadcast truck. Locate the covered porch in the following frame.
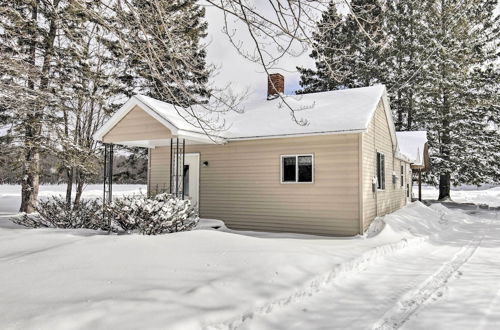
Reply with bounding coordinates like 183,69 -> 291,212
93,95 -> 219,204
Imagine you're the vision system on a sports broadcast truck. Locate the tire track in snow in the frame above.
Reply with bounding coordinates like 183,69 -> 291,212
372,234 -> 484,330
205,236 -> 428,330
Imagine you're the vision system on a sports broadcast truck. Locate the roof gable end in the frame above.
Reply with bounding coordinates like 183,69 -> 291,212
93,96 -> 179,142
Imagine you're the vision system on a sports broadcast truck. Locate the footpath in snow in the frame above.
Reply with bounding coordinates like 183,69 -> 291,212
0,199 -> 499,329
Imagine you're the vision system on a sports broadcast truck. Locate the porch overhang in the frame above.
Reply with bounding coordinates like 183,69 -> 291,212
106,134 -> 223,149
93,96 -> 224,147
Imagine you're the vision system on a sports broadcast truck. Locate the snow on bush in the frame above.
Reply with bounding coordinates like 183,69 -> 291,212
13,193 -> 198,235
14,197 -> 108,230
106,193 -> 199,235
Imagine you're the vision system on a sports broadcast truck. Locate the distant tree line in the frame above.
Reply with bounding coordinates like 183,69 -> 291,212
0,149 -> 147,186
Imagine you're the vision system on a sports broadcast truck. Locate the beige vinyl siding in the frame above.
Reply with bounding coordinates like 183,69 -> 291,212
149,144 -> 171,193
150,134 -> 361,236
102,106 -> 173,143
361,101 -> 409,230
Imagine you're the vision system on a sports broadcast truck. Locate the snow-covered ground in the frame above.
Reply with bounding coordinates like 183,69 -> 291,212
414,185 -> 500,207
0,188 -> 499,329
0,184 -> 146,214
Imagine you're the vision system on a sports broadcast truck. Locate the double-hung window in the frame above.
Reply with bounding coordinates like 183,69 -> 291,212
377,152 -> 385,190
281,154 -> 313,183
400,164 -> 404,187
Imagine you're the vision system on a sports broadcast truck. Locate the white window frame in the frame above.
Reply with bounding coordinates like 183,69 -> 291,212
280,154 -> 314,184
376,151 -> 385,191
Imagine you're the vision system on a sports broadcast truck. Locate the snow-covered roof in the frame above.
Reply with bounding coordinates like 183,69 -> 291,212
396,131 -> 428,166
94,85 -> 394,144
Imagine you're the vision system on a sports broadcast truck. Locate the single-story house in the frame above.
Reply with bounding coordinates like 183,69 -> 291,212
94,74 -> 428,236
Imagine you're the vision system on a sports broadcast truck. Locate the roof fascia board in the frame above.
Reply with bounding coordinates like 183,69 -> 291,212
109,140 -> 156,148
361,86 -> 397,148
225,128 -> 366,142
380,89 -> 398,148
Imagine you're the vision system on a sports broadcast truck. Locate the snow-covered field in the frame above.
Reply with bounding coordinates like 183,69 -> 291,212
1,184 -> 498,214
0,184 -> 499,329
414,185 -> 500,207
0,184 -> 146,214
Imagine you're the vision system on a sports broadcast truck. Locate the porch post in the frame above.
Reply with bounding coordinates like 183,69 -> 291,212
103,143 -> 114,203
176,138 -> 179,197
103,144 -> 107,203
102,143 -> 114,228
109,144 -> 113,202
418,170 -> 422,201
182,138 -> 185,198
169,138 -> 173,194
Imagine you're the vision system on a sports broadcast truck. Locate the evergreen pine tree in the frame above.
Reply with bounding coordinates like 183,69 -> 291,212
383,0 -> 428,130
108,0 -> 211,106
296,3 -> 347,93
419,0 -> 499,199
297,0 -> 385,93
0,0 -> 74,212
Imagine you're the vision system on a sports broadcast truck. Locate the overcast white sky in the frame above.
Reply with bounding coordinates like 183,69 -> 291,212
204,2 -> 499,103
204,3 -> 316,102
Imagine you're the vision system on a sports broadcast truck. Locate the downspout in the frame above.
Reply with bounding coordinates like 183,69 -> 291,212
358,133 -> 364,235
418,169 -> 422,201
147,148 -> 151,197
374,108 -> 378,218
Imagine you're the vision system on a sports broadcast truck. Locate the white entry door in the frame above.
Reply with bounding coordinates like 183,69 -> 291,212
182,153 -> 200,208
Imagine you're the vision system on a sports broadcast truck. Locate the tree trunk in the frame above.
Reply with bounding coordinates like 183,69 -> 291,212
20,1 -> 39,214
74,170 -> 84,206
396,90 -> 403,130
408,2 -> 414,131
408,90 -> 413,130
438,173 -> 450,200
20,0 -> 60,212
19,149 -> 40,213
437,0 -> 451,202
65,168 -> 74,206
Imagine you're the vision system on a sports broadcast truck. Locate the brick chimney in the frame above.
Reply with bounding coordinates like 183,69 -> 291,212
267,73 -> 284,99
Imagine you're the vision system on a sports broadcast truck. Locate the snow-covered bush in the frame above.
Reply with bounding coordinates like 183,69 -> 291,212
14,197 -> 108,230
13,193 -> 198,235
106,193 -> 199,235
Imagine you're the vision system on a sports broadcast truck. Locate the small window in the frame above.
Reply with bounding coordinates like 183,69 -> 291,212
281,155 -> 313,183
377,152 -> 385,190
400,164 -> 404,187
